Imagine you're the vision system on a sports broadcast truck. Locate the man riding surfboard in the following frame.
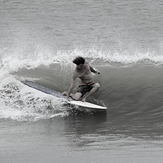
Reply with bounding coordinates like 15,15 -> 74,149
63,56 -> 100,102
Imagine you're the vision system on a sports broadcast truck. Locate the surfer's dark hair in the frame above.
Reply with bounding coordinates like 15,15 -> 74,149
73,57 -> 85,65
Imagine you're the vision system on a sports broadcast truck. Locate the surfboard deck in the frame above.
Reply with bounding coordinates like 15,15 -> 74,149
21,80 -> 107,110
68,101 -> 107,110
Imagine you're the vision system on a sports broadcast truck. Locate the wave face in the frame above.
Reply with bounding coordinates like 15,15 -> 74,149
1,52 -> 163,122
1,0 -> 163,122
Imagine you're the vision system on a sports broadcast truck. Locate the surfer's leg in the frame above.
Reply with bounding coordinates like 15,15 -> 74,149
71,92 -> 82,100
82,83 -> 100,102
63,91 -> 82,100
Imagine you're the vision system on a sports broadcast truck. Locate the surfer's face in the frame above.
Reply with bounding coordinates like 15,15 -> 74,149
77,64 -> 84,70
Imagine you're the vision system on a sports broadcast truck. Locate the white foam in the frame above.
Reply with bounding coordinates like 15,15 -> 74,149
0,77 -> 67,121
1,47 -> 162,75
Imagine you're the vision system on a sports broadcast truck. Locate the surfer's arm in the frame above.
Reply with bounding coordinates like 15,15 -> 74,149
90,66 -> 100,74
67,74 -> 77,100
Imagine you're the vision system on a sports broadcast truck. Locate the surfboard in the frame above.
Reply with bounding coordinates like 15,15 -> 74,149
21,80 -> 107,110
68,101 -> 107,110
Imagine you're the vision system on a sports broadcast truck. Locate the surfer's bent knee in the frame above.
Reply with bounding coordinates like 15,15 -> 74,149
94,83 -> 100,89
73,92 -> 82,100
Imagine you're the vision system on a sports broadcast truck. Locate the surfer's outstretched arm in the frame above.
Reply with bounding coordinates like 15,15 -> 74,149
90,66 -> 100,74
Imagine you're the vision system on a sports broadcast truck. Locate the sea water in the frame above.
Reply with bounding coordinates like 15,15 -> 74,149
0,0 -> 163,162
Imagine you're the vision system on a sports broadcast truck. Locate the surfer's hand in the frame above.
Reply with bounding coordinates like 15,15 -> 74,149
96,71 -> 100,74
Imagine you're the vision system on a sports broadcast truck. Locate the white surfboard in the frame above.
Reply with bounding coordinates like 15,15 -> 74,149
68,100 -> 107,110
21,80 -> 107,110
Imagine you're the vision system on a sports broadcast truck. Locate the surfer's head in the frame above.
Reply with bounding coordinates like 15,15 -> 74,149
73,56 -> 85,65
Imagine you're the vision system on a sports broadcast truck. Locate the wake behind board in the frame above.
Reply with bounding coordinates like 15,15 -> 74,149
21,80 -> 107,110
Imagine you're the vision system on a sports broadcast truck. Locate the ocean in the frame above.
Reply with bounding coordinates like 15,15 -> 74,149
1,0 -> 163,162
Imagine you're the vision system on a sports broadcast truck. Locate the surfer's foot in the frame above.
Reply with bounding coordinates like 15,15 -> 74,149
82,98 -> 86,102
63,91 -> 68,96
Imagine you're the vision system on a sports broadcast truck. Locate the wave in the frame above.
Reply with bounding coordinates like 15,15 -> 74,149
0,77 -> 68,121
1,47 -> 163,122
1,47 -> 163,72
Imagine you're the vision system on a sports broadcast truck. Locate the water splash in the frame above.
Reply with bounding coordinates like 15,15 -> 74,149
0,77 -> 68,122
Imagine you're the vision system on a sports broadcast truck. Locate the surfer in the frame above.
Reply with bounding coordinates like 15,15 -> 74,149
63,56 -> 100,102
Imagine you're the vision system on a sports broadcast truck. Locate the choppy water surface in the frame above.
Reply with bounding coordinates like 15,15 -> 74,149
1,0 -> 163,162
